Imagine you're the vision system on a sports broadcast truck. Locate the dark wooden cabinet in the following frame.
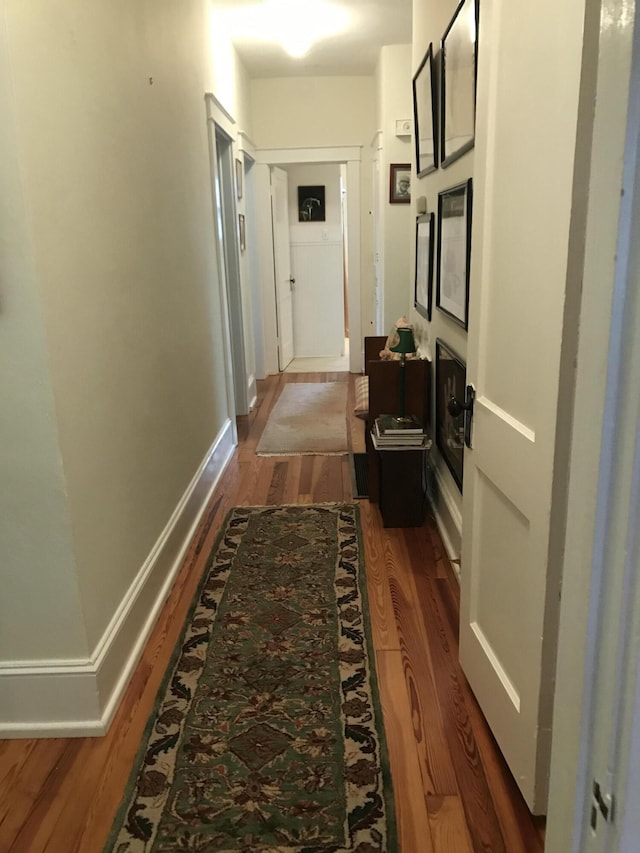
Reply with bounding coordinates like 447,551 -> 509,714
378,447 -> 428,527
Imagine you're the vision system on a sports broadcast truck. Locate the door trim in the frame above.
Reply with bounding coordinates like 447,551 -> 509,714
256,146 -> 362,374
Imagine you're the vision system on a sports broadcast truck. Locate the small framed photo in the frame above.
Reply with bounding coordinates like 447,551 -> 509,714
435,338 -> 466,491
441,0 -> 478,167
235,158 -> 243,200
238,213 -> 246,252
436,179 -> 473,329
412,43 -> 438,177
414,213 -> 434,321
389,164 -> 411,204
298,185 -> 326,221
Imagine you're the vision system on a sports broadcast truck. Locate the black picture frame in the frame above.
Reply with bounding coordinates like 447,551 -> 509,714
298,185 -> 326,222
441,0 -> 478,168
435,338 -> 466,491
412,43 -> 438,177
389,163 -> 411,204
436,178 -> 473,329
414,212 -> 434,321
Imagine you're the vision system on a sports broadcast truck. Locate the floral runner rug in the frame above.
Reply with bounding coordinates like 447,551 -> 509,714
106,503 -> 397,852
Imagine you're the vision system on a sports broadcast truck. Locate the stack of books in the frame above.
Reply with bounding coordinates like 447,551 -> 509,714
372,414 -> 432,450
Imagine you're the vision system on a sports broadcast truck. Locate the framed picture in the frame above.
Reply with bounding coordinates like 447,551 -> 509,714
298,185 -> 326,221
235,158 -> 243,200
436,178 -> 473,329
412,43 -> 438,177
389,164 -> 411,204
414,212 -> 434,321
238,214 -> 246,252
435,338 -> 466,491
441,0 -> 478,167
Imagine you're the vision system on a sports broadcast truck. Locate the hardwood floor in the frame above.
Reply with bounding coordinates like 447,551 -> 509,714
0,371 -> 545,852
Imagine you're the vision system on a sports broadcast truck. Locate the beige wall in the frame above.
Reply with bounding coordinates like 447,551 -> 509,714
250,76 -> 376,347
1,0 -> 232,667
375,44 -> 414,331
411,0 -> 471,549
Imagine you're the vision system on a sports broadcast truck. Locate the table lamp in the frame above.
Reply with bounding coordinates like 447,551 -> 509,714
390,325 -> 416,424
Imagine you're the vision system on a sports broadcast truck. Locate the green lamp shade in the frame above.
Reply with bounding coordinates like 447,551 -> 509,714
390,326 -> 416,356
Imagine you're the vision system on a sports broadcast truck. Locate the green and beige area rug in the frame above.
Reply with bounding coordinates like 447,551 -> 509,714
256,383 -> 349,455
106,503 -> 397,852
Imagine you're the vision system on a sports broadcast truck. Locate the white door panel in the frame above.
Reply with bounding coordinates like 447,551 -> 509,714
291,242 -> 344,358
459,0 -> 585,814
271,167 -> 294,371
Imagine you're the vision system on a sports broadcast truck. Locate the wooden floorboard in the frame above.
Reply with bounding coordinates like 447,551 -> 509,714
0,370 -> 545,852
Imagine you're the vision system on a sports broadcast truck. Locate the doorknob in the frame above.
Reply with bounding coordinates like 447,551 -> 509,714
288,277 -> 296,289
447,384 -> 475,448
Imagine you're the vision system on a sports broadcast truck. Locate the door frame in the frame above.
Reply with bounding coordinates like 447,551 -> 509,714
255,146 -> 362,374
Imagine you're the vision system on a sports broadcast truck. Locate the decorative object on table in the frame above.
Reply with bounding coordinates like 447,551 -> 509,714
436,178 -> 473,329
441,0 -> 478,167
235,157 -> 243,199
415,212 -> 435,321
238,213 -> 246,252
105,504 -> 397,852
389,321 -> 417,426
256,382 -> 348,455
389,163 -> 411,204
297,185 -> 326,221
412,42 -> 438,176
372,414 -> 430,449
435,338 -> 466,491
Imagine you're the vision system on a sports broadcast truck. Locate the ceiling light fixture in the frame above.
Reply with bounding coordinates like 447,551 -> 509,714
221,0 -> 350,59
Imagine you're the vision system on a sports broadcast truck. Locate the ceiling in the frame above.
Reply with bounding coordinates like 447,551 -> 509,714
210,0 -> 413,78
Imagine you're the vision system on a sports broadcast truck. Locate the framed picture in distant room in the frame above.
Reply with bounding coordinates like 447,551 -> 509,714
414,212 -> 434,321
435,338 -> 466,491
441,0 -> 478,167
389,164 -> 411,204
298,186 -> 326,221
412,42 -> 438,176
436,178 -> 473,328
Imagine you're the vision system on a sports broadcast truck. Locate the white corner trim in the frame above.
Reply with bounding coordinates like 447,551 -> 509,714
0,419 -> 236,738
431,463 -> 463,575
238,130 -> 257,156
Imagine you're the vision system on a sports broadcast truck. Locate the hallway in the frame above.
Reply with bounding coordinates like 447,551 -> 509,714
0,372 -> 544,852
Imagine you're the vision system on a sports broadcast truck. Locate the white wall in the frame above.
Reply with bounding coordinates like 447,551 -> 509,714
0,0 -> 250,732
375,45 -> 414,331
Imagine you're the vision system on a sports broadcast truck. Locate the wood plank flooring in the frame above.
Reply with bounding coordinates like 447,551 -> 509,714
0,371 -> 546,852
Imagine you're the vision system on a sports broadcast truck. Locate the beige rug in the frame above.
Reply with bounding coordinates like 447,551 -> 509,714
257,382 -> 349,455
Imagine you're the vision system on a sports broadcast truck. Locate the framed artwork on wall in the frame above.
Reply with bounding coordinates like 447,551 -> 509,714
414,212 -> 434,321
441,0 -> 478,168
298,185 -> 326,221
436,178 -> 473,329
235,158 -> 243,200
389,163 -> 411,203
238,214 -> 246,252
412,43 -> 438,177
435,338 -> 466,491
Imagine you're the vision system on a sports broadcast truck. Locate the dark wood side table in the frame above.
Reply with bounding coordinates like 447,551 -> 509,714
376,445 -> 430,527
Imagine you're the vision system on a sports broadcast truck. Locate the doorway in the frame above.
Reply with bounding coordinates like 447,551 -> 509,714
256,146 -> 363,376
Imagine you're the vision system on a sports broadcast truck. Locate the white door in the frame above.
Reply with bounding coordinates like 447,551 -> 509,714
271,167 -> 294,371
458,0 -> 585,814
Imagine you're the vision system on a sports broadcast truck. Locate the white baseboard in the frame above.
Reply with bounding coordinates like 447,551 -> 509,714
0,420 -> 235,738
431,463 -> 463,580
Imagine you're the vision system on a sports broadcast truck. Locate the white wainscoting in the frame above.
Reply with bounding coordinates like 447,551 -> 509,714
0,420 -> 236,738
